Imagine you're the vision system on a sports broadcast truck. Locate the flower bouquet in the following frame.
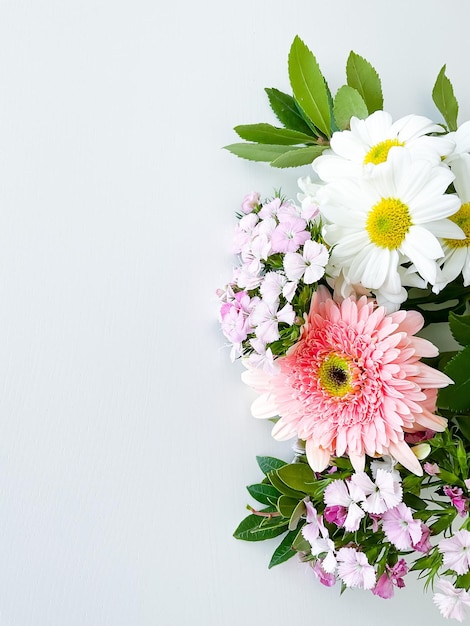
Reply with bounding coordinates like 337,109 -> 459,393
217,36 -> 470,621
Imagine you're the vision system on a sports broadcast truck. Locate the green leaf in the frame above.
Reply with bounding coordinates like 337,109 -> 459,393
333,85 -> 368,130
449,312 -> 470,347
456,571 -> 470,591
403,492 -> 427,510
268,530 -> 299,568
246,483 -> 281,506
429,511 -> 456,535
234,123 -> 316,145
432,65 -> 458,131
438,346 -> 470,412
233,511 -> 288,542
438,468 -> 462,485
454,415 -> 470,443
277,495 -> 301,518
346,51 -> 383,114
268,470 -> 305,499
292,527 -> 311,552
276,462 -> 317,493
265,88 -> 315,135
270,145 -> 327,168
256,455 -> 288,475
289,499 -> 306,531
223,143 -> 290,163
288,36 -> 331,138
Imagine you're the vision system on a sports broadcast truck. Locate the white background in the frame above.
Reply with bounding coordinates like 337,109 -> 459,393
0,1 -> 468,624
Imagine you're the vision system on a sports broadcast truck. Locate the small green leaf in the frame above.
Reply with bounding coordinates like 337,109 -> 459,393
288,36 -> 331,137
277,462 -> 316,493
247,483 -> 281,506
438,468 -> 462,485
288,499 -> 306,531
403,492 -> 427,510
456,571 -> 470,591
268,530 -> 299,568
432,65 -> 459,131
438,346 -> 470,412
333,85 -> 368,130
346,51 -> 383,114
292,527 -> 311,552
270,145 -> 327,168
234,123 -> 315,145
223,143 -> 290,163
233,511 -> 288,542
429,511 -> 456,535
256,455 -> 288,475
265,88 -> 315,135
449,312 -> 470,347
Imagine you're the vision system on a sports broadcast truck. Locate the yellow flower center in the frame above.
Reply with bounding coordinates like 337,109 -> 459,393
318,354 -> 353,397
445,202 -> 470,249
366,197 -> 412,249
364,138 -> 404,165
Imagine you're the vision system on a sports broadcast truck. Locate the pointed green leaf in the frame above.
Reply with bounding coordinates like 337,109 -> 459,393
432,65 -> 458,131
454,415 -> 470,442
333,85 -> 369,130
233,511 -> 288,542
246,483 -> 281,506
224,142 -> 290,162
265,88 -> 315,135
449,312 -> 470,347
268,470 -> 305,499
403,492 -> 427,510
438,346 -> 470,412
268,530 -> 299,568
234,123 -> 315,145
288,36 -> 330,137
292,527 -> 311,553
346,51 -> 383,114
270,145 -> 327,168
256,455 -> 288,475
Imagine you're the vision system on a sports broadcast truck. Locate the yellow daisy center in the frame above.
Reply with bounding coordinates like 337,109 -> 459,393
318,354 -> 353,397
445,202 -> 470,249
363,138 -> 404,165
366,197 -> 412,249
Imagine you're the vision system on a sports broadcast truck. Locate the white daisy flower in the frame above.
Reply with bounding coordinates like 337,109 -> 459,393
318,149 -> 463,298
434,154 -> 470,290
313,110 -> 454,182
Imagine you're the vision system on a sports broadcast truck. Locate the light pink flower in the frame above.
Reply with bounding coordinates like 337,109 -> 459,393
433,579 -> 470,622
439,530 -> 470,575
311,560 -> 336,587
270,215 -> 310,253
412,522 -> 432,553
373,559 -> 408,599
284,239 -> 329,284
241,285 -> 451,475
250,300 -> 295,343
350,468 -> 402,514
241,191 -> 260,214
444,485 -> 468,517
424,462 -> 440,476
381,503 -> 422,550
324,479 -> 365,531
336,547 -> 375,590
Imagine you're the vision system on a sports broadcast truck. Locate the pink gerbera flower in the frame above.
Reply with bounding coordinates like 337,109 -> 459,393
242,285 -> 451,475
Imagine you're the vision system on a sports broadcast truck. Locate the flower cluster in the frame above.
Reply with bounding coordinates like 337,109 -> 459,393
218,37 -> 470,622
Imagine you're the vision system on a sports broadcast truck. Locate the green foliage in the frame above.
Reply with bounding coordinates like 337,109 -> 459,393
438,346 -> 470,413
234,123 -> 316,145
268,530 -> 299,568
333,85 -> 368,130
233,509 -> 288,542
264,88 -> 314,135
270,145 -> 327,168
432,65 -> 459,131
246,483 -> 281,506
449,312 -> 470,347
346,51 -> 383,114
256,455 -> 288,475
288,36 -> 331,138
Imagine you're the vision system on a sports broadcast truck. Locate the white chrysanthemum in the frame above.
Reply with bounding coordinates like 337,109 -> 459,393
313,110 -> 454,182
435,135 -> 470,291
318,149 -> 463,300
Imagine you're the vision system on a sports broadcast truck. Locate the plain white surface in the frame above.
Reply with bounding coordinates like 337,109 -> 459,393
0,1 -> 468,624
